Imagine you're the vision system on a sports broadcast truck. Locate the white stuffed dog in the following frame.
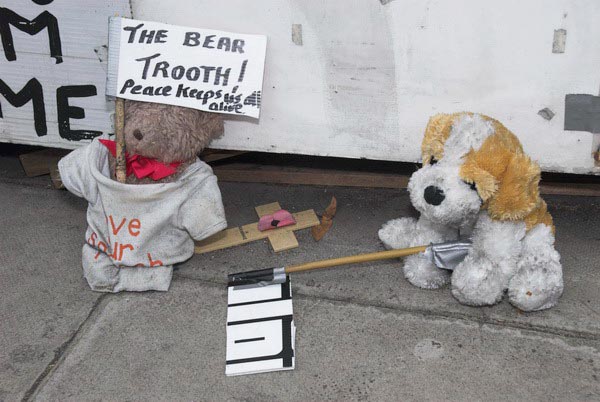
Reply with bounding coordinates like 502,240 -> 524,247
379,112 -> 563,311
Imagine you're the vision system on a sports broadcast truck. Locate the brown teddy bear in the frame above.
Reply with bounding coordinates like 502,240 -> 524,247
58,100 -> 227,292
105,100 -> 224,184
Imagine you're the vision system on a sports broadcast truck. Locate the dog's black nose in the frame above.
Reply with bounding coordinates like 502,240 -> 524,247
133,129 -> 143,140
424,186 -> 445,205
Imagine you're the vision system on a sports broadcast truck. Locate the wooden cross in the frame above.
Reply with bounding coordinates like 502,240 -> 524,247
195,202 -> 319,254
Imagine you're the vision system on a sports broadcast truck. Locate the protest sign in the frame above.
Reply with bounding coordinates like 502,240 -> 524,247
107,17 -> 267,118
226,277 -> 295,376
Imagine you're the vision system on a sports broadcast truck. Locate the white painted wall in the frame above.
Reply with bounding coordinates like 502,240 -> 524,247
0,0 -> 130,148
132,0 -> 600,174
2,0 -> 599,174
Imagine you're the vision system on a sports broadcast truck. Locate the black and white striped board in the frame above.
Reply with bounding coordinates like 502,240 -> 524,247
226,277 -> 295,376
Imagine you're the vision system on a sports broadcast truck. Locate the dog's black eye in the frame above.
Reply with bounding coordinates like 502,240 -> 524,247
464,181 -> 477,191
429,157 -> 438,165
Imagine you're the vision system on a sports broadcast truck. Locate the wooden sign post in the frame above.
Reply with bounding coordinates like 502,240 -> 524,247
114,98 -> 127,183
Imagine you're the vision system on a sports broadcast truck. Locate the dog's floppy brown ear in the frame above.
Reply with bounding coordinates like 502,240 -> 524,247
487,153 -> 541,220
460,160 -> 498,202
422,113 -> 458,163
459,121 -> 526,203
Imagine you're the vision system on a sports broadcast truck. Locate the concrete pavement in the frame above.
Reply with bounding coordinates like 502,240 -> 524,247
1,154 -> 599,401
33,281 -> 600,401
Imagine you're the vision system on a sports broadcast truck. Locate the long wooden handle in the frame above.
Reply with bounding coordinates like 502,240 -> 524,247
114,97 -> 127,183
285,245 -> 428,274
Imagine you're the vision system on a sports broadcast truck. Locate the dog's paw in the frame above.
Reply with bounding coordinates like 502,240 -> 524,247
508,270 -> 563,311
451,254 -> 504,306
403,254 -> 450,289
508,224 -> 563,311
378,218 -> 417,250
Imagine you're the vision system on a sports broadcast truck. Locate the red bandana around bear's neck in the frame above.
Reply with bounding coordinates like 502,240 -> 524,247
99,139 -> 182,181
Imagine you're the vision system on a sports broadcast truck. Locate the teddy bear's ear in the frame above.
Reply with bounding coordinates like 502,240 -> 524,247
487,153 -> 541,221
188,110 -> 224,151
123,99 -> 143,119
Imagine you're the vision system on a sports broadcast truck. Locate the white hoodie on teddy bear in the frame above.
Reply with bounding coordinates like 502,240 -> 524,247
59,137 -> 227,292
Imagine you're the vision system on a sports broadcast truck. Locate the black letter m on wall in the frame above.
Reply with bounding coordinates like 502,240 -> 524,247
0,7 -> 63,63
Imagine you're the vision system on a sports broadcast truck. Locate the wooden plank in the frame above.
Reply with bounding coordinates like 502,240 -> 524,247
255,202 -> 282,217
19,149 -> 69,177
195,209 -> 319,254
268,231 -> 300,252
240,210 -> 318,243
539,183 -> 600,197
213,163 -> 600,196
194,227 -> 246,254
49,164 -> 64,190
213,163 -> 410,189
44,147 -> 599,197
254,202 -> 297,252
201,150 -> 247,163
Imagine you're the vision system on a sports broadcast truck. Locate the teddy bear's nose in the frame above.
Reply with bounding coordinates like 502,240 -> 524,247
424,185 -> 445,206
133,129 -> 143,140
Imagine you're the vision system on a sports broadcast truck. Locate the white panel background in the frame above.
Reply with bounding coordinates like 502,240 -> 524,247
0,0 -> 131,148
132,0 -> 600,174
1,0 -> 599,174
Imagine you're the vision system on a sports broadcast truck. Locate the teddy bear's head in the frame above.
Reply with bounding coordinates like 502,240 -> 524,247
123,100 -> 223,163
408,112 -> 545,229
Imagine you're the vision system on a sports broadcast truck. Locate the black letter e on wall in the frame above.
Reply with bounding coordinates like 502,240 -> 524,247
57,85 -> 102,141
